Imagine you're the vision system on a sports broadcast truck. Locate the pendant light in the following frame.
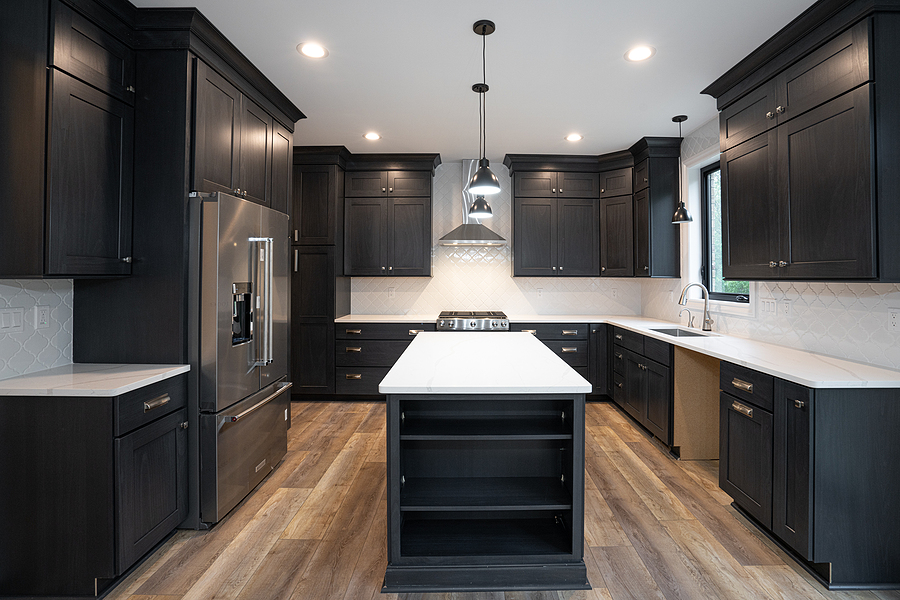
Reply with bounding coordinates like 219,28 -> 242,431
671,114 -> 693,223
467,20 -> 502,200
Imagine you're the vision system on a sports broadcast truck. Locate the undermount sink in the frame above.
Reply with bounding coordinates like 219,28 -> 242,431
650,327 -> 710,338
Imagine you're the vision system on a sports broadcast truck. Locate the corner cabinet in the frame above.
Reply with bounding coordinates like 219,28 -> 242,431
1,0 -> 135,277
628,138 -> 681,278
705,8 -> 900,281
343,155 -> 440,277
0,374 -> 188,597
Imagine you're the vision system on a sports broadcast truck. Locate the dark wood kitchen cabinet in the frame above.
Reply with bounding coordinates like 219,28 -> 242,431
335,322 -> 434,396
600,195 -> 634,277
611,327 -> 673,446
513,171 -> 601,198
629,137 -> 681,278
704,5 -> 900,282
0,374 -> 188,597
343,154 -> 440,277
0,0 -> 134,278
513,197 -> 600,277
588,323 -> 611,398
512,323 -> 590,380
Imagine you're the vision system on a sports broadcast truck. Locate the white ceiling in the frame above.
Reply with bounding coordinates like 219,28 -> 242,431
131,0 -> 817,162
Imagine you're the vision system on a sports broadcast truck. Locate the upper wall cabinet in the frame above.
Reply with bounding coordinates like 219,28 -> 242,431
629,138 -> 681,278
513,171 -> 601,198
704,6 -> 900,281
345,171 -> 431,197
291,147 -> 351,246
0,0 -> 134,278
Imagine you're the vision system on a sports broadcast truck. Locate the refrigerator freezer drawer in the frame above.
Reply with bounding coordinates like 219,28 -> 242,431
199,380 -> 291,524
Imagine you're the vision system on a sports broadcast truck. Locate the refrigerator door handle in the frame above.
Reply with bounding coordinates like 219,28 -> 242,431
251,236 -> 274,366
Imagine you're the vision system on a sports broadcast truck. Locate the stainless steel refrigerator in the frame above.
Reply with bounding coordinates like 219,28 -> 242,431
188,192 -> 292,526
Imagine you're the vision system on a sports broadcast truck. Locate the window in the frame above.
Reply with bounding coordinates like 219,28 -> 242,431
701,163 -> 749,302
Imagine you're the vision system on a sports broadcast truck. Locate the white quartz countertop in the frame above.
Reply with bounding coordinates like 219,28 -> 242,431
379,332 -> 592,394
0,363 -> 190,396
339,313 -> 900,389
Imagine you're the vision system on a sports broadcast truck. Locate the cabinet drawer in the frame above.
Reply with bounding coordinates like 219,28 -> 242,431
643,337 -> 671,367
336,323 -> 434,340
720,362 -> 773,411
336,340 -> 410,367
336,367 -> 391,395
599,167 -> 633,198
512,323 -> 588,340
613,372 -> 625,403
611,327 -> 642,353
612,346 -> 625,375
543,341 -> 588,367
114,374 -> 187,437
633,159 -> 649,192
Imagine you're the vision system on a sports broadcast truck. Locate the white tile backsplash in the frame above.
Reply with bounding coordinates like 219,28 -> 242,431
0,280 -> 73,381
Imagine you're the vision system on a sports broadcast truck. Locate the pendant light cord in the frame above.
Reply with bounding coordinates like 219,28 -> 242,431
481,24 -> 487,160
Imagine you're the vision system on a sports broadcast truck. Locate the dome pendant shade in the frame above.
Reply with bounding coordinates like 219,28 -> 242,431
672,201 -> 693,223
468,195 -> 492,218
467,158 -> 501,195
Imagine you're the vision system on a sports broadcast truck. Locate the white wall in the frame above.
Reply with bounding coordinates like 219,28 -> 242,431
0,280 -> 73,380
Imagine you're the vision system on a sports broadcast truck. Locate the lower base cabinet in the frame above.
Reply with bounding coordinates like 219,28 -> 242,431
0,374 -> 188,597
611,327 -> 673,447
384,393 -> 589,592
334,322 -> 434,395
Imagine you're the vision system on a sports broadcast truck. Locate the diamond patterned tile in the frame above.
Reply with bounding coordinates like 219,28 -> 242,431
0,279 -> 73,381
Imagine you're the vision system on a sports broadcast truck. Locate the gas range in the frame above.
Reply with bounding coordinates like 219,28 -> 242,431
436,311 -> 509,331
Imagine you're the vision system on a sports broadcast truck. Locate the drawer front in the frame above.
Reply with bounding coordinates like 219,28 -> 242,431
612,346 -> 626,375
633,158 -> 649,192
720,362 -> 773,411
335,340 -> 410,367
719,391 -> 773,528
643,336 -> 671,367
612,327 -> 642,354
336,367 -> 391,395
543,341 -> 589,367
612,372 -> 626,404
335,322 -> 435,340
512,323 -> 588,340
115,374 -> 187,437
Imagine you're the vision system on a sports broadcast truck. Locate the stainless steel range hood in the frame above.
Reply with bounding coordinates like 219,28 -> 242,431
439,159 -> 507,247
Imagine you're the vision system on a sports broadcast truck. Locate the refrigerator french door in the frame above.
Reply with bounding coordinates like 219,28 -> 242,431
190,192 -> 291,525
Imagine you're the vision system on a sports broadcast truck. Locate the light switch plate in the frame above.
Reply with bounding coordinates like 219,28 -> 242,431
0,308 -> 25,334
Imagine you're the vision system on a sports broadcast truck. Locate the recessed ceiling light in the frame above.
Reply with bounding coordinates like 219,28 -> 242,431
297,42 -> 328,58
364,132 -> 381,141
566,133 -> 583,142
624,45 -> 656,62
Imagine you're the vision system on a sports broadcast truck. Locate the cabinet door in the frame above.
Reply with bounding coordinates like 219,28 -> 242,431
719,392 -> 773,528
633,188 -> 650,277
388,197 -> 431,276
721,129 -> 781,280
558,172 -> 600,198
644,359 -> 671,445
115,408 -> 187,573
599,168 -> 633,199
47,70 -> 133,276
193,60 -> 241,196
589,325 -> 609,396
270,122 -> 292,214
514,197 -> 557,276
719,81 -> 778,151
291,247 -> 335,394
621,349 -> 646,423
558,199 -> 599,276
345,197 -> 387,275
239,96 -> 273,206
515,171 -> 558,197
778,85 -> 875,279
773,380 -> 813,559
387,171 -> 431,197
633,159 -> 649,192
600,195 -> 634,277
346,171 -> 387,197
293,165 -> 338,245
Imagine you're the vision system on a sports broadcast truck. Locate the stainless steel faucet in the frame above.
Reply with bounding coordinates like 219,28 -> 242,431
678,282 -> 714,331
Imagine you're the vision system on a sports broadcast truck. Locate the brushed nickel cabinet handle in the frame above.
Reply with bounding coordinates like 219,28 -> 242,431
778,260 -> 789,267
615,352 -> 623,359
614,334 -> 623,340
794,399 -> 805,409
616,382 -> 623,388
294,249 -> 298,272
346,329 -> 362,335
389,187 -> 393,192
732,378 -> 753,393
523,329 -> 537,335
562,330 -> 577,336
770,261 -> 778,268
121,256 -> 133,263
776,105 -> 785,114
143,394 -> 170,413
346,347 -> 362,352
601,266 -> 606,272
346,374 -> 362,380
409,329 -> 423,336
766,111 -> 775,119
731,401 -> 754,419
561,347 -> 577,353
294,230 -> 298,242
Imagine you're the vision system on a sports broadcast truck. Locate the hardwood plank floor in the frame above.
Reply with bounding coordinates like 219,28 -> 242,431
106,400 -> 898,600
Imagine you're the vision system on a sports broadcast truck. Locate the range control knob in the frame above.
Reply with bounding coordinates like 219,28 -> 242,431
439,320 -> 444,327
470,321 -> 477,328
449,321 -> 455,328
501,320 -> 508,328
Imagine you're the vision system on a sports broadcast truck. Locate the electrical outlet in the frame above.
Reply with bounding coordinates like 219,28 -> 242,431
889,308 -> 900,332
537,288 -> 543,298
781,301 -> 792,318
0,308 -> 25,334
667,291 -> 673,302
612,288 -> 618,300
388,287 -> 395,299
34,305 -> 50,329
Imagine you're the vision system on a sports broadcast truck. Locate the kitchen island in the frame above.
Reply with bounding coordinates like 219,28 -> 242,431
379,332 -> 592,592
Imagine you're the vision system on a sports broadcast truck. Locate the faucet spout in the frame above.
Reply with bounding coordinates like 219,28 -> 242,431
678,282 -> 714,331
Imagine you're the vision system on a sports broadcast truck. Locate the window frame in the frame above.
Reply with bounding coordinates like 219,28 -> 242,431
700,162 -> 750,303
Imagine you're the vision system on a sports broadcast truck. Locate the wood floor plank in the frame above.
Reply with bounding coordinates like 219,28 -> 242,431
587,425 -> 632,455
583,488 -> 631,547
127,596 -> 182,600
319,432 -> 378,488
592,403 -> 646,443
104,532 -> 193,600
289,461 -> 387,600
745,565 -> 829,600
234,539 -> 318,600
590,546 -> 667,600
604,449 -> 695,522
357,403 -> 387,432
281,483 -> 347,540
341,487 -> 389,600
180,487 -> 312,600
627,438 -> 782,567
558,588 -> 614,600
679,459 -> 734,506
662,518 -> 772,600
367,424 -> 387,462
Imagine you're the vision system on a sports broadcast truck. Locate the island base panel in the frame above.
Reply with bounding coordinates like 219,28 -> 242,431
383,562 -> 590,593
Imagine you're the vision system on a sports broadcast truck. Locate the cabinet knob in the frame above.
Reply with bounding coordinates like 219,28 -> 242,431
766,111 -> 775,120
126,85 -> 136,93
552,266 -> 556,270
643,177 -> 648,182
615,352 -> 622,359
794,399 -> 806,409
242,191 -> 247,198
643,266 -> 649,271
121,256 -> 133,263
181,421 -> 189,429
600,188 -> 605,193
615,334 -> 623,340
776,105 -> 785,114
769,261 -> 778,268
559,266 -> 563,271
778,260 -> 789,267
616,382 -> 623,388
389,187 -> 393,192
382,187 -> 386,192
234,188 -> 241,195
559,189 -> 563,193
552,188 -> 557,193
601,266 -> 606,272
382,266 -> 386,271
